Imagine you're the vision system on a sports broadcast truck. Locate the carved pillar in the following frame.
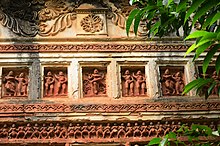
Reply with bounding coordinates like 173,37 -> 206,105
185,60 -> 196,96
29,60 -> 41,99
148,61 -> 160,98
69,60 -> 79,99
109,60 -> 119,98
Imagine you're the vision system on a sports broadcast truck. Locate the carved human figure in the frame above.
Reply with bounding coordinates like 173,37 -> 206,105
103,123 -> 111,138
133,122 -> 141,137
68,123 -> 74,138
117,123 -> 126,138
133,70 -> 146,96
122,70 -> 134,96
0,124 -> 8,138
4,71 -> 16,96
162,69 -> 175,95
173,71 -> 184,95
25,123 -> 33,138
87,69 -> 104,95
44,71 -> 55,96
89,123 -> 96,138
96,124 -> 103,138
47,123 -> 55,138
54,71 -> 67,95
74,124 -> 82,139
31,123 -> 40,138
82,123 -> 89,138
40,123 -> 48,139
8,124 -> 17,139
17,125 -> 25,139
125,123 -> 133,138
15,72 -> 28,96
211,71 -> 219,95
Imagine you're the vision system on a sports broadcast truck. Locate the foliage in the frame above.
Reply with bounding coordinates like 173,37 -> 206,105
126,0 -> 220,98
147,124 -> 220,146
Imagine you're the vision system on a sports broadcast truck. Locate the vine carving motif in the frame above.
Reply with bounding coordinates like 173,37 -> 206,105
0,0 -> 133,37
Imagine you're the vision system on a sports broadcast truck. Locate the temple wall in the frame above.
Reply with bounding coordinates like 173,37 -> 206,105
0,0 -> 219,145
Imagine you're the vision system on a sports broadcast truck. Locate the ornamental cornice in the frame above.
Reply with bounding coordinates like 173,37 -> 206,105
0,44 -> 189,52
0,101 -> 219,113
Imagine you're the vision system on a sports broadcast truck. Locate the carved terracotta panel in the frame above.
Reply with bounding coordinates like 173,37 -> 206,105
197,66 -> 220,96
43,67 -> 68,97
2,68 -> 29,97
121,67 -> 147,97
160,66 -> 185,96
82,67 -> 106,97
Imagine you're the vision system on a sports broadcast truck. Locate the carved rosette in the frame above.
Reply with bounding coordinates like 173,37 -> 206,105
160,66 -> 185,96
121,67 -> 147,97
80,14 -> 104,33
82,68 -> 106,97
2,68 -> 29,97
44,67 -> 68,97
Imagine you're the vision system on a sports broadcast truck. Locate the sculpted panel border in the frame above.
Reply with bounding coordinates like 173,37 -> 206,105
0,119 -> 218,143
0,44 -> 189,52
0,101 -> 219,113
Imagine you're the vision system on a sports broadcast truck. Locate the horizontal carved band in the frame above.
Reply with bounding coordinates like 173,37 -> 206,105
0,120 -> 218,143
0,44 -> 189,52
0,102 -> 219,113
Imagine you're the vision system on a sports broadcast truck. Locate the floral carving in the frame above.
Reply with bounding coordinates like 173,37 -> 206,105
83,68 -> 106,97
160,67 -> 185,96
2,68 -> 28,97
80,14 -> 103,33
0,0 -> 136,37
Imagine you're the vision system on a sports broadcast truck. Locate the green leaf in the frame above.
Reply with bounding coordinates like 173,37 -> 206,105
202,13 -> 216,29
183,78 -> 204,94
208,81 -> 217,96
126,9 -> 140,36
216,54 -> 220,74
160,137 -> 168,146
176,0 -> 187,12
195,39 -> 214,49
185,44 -> 196,56
134,9 -> 147,35
184,30 -> 209,40
203,44 -> 220,74
194,42 -> 212,60
192,0 -> 219,26
210,12 -> 220,27
168,132 -> 177,139
199,32 -> 217,42
184,0 -> 205,24
148,137 -> 162,145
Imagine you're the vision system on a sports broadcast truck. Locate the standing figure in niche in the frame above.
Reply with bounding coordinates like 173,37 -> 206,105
44,71 -> 55,96
162,69 -> 175,95
4,71 -> 16,96
55,71 -> 67,95
88,69 -> 104,95
211,71 -> 220,95
15,72 -> 28,96
122,70 -> 134,96
133,70 -> 146,96
173,71 -> 184,95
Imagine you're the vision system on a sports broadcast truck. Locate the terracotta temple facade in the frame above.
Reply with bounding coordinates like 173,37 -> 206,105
0,0 -> 219,146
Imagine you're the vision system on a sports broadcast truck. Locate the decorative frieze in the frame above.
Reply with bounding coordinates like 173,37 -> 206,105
0,44 -> 189,53
43,67 -> 68,97
2,68 -> 29,97
0,120 -> 217,142
82,68 -> 106,97
160,66 -> 185,96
